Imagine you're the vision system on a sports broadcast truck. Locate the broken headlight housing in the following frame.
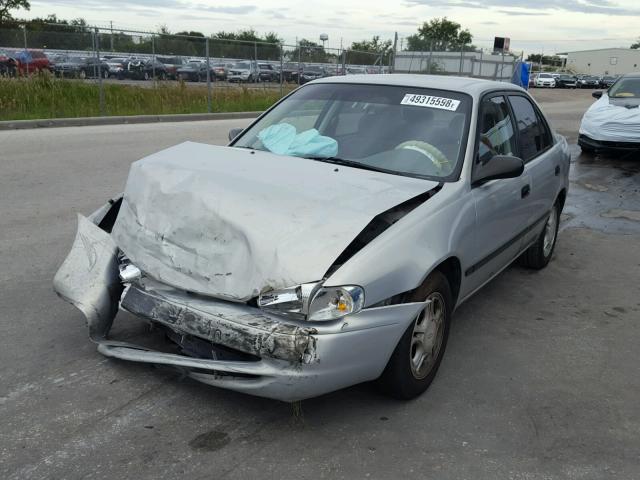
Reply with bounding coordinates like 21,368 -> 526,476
258,284 -> 364,322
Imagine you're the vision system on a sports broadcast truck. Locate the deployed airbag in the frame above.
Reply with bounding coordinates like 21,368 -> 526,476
258,123 -> 339,158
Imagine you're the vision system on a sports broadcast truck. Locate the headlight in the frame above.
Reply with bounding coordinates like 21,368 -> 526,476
258,284 -> 364,321
258,283 -> 318,318
308,286 -> 364,321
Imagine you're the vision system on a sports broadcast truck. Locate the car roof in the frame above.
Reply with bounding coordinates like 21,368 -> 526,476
621,73 -> 640,79
312,74 -> 525,98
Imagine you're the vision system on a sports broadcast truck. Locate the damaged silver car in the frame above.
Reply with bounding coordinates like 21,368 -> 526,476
54,75 -> 570,402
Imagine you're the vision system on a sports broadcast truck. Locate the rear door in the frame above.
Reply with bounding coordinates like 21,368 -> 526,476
507,94 -> 561,247
465,93 -> 532,292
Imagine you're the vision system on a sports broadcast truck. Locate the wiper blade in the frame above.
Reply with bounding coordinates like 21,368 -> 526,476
305,156 -> 390,174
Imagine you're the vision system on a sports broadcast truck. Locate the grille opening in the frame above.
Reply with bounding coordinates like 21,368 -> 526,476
160,324 -> 261,363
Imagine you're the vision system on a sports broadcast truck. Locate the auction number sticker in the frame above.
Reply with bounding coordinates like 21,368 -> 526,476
400,94 -> 460,111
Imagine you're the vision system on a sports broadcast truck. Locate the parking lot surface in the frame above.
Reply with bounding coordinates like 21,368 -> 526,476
1,89 -> 639,479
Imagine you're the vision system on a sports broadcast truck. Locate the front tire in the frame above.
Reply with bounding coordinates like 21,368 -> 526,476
520,202 -> 560,269
378,271 -> 452,400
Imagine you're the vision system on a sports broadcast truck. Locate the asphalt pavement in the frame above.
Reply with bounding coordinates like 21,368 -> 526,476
1,89 -> 639,479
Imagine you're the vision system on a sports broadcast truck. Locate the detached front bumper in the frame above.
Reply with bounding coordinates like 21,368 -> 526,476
53,215 -> 426,402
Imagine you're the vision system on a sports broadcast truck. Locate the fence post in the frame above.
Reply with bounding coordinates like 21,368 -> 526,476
297,40 -> 301,85
341,49 -> 346,75
427,39 -> 433,74
151,34 -> 156,84
94,28 -> 105,116
21,25 -> 28,75
459,43 -> 464,75
205,38 -> 212,113
391,31 -> 397,74
279,43 -> 284,97
479,48 -> 483,78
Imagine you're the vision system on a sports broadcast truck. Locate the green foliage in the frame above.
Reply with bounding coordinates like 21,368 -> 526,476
286,39 -> 336,63
631,40 -> 640,49
0,72 -> 288,120
0,14 -> 283,60
0,0 -> 30,23
211,29 -> 281,60
526,53 -> 563,67
405,17 -> 475,51
349,36 -> 392,65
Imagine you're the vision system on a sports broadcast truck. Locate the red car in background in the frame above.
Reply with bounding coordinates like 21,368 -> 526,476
0,49 -> 18,76
3,49 -> 52,75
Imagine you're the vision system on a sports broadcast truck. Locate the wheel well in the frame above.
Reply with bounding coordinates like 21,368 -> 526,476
435,257 -> 461,306
557,188 -> 567,211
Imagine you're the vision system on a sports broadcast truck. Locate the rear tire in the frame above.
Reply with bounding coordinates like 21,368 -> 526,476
520,202 -> 560,270
377,271 -> 452,400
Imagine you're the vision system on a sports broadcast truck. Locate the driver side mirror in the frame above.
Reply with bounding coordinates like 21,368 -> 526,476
228,128 -> 243,142
472,155 -> 524,186
592,90 -> 603,99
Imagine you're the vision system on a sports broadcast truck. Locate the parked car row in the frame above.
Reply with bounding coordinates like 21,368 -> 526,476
0,48 -> 383,84
530,72 -> 619,89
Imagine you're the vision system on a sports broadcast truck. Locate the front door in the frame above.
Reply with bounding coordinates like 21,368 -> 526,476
463,94 -> 532,295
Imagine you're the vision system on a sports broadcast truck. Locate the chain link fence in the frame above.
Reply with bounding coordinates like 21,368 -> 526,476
392,39 -> 520,81
0,23 -> 522,117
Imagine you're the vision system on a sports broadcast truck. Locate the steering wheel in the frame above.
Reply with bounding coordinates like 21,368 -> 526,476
394,141 -> 451,173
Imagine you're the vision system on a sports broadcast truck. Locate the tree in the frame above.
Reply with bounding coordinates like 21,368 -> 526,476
526,53 -> 563,67
405,17 -> 475,52
0,0 -> 29,24
631,39 -> 640,49
286,39 -> 335,63
212,29 -> 281,60
349,35 -> 392,65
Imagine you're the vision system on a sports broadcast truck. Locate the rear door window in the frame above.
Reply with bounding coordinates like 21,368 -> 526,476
508,95 -> 552,161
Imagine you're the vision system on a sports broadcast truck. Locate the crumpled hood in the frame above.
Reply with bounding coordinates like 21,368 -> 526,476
111,142 -> 438,302
580,94 -> 640,142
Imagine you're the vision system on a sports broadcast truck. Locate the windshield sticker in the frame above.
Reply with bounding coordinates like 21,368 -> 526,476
400,94 -> 460,111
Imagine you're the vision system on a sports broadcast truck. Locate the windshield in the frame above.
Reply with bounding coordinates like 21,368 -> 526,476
608,77 -> 640,98
539,73 -> 552,78
233,83 -> 471,180
559,75 -> 574,80
68,57 -> 86,64
234,62 -> 250,69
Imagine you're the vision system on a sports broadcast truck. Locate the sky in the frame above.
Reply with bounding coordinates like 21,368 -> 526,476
23,0 -> 640,54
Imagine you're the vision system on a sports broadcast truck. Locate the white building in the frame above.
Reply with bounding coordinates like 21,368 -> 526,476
565,48 -> 640,76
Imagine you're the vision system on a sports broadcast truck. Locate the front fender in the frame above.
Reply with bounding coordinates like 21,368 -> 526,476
53,215 -> 123,340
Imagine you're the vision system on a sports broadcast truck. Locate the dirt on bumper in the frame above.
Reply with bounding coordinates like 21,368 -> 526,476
121,281 -> 318,364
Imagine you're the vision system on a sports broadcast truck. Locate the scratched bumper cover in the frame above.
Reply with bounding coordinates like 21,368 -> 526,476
54,214 -> 426,401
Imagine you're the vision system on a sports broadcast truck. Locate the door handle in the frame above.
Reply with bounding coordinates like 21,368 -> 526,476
555,165 -> 561,176
521,185 -> 531,198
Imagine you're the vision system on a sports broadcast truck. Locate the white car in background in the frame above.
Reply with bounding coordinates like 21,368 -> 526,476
534,73 -> 556,88
579,73 -> 640,154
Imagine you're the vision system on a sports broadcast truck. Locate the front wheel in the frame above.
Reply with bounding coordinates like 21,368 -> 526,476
520,202 -> 560,269
377,271 -> 452,400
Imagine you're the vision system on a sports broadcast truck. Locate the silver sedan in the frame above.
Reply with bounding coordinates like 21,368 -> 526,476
54,75 -> 570,402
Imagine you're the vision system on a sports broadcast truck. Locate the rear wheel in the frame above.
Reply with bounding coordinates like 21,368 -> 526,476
520,202 -> 560,269
78,69 -> 86,79
378,271 -> 452,399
